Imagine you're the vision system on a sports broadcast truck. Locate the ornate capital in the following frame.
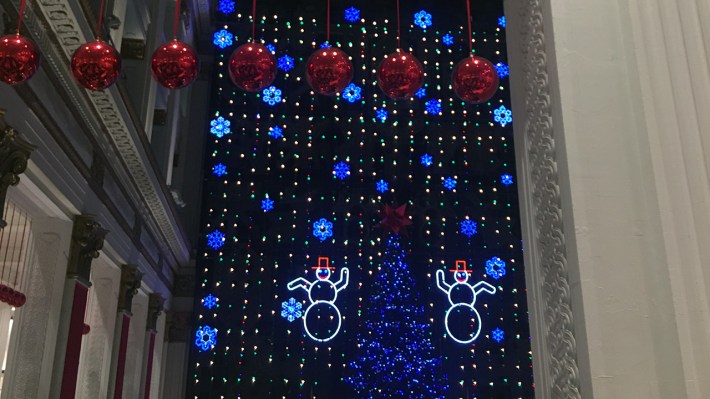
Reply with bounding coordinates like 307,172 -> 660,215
147,294 -> 165,332
165,311 -> 192,343
117,264 -> 143,314
66,214 -> 107,284
0,109 -> 37,229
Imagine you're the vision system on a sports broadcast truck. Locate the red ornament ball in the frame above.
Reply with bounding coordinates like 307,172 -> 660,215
70,40 -> 121,90
452,55 -> 499,104
151,39 -> 199,89
228,42 -> 277,92
15,293 -> 26,307
377,50 -> 424,100
0,34 -> 40,85
305,47 -> 353,96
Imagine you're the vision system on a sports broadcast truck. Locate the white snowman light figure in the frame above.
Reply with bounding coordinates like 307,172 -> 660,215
287,257 -> 349,342
436,260 -> 496,344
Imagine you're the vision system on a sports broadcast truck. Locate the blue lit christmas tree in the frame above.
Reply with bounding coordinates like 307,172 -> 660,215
346,205 -> 447,398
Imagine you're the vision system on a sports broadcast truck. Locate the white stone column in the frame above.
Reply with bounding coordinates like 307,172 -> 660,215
1,218 -> 72,399
505,0 -> 710,397
123,293 -> 149,398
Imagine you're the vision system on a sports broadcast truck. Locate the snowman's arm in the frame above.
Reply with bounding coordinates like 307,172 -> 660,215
435,270 -> 451,293
334,268 -> 349,291
473,281 -> 496,295
287,277 -> 312,291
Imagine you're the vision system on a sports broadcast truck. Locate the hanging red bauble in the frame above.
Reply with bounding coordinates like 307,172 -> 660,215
452,55 -> 499,104
70,39 -> 121,90
305,47 -> 353,96
0,34 -> 40,85
15,292 -> 26,307
228,42 -> 276,92
151,39 -> 199,89
377,50 -> 424,100
0,285 -> 9,303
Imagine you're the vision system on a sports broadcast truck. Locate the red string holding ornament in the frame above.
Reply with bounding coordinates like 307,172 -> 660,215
151,0 -> 200,89
70,0 -> 121,91
451,0 -> 499,104
304,0 -> 354,96
0,0 -> 41,85
228,0 -> 277,92
377,0 -> 424,100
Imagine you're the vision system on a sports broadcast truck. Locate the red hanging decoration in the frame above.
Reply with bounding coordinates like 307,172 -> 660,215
228,0 -> 276,92
228,43 -> 276,92
452,0 -> 498,104
151,0 -> 199,89
0,0 -> 40,85
70,40 -> 121,90
305,0 -> 353,95
377,50 -> 424,100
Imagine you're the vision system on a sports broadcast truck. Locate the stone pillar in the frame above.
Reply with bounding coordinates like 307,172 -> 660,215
107,264 -> 143,399
160,310 -> 191,399
0,108 -> 36,229
48,215 -> 107,399
140,294 -> 164,399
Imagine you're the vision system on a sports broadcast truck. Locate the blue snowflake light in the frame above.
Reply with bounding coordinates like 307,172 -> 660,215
376,108 -> 388,122
278,55 -> 295,72
265,44 -> 276,54
342,83 -> 362,103
194,326 -> 217,351
218,0 -> 235,14
494,105 -> 513,127
206,230 -> 225,250
344,6 -> 361,23
376,179 -> 389,193
212,29 -> 233,49
414,10 -> 432,29
495,62 -> 510,78
460,220 -> 478,237
425,99 -> 442,115
319,41 -> 332,49
262,86 -> 282,106
312,218 -> 334,241
280,297 -> 303,322
333,161 -> 351,179
442,34 -> 454,46
415,87 -> 426,98
269,125 -> 283,139
443,177 -> 457,190
485,257 -> 506,280
501,174 -> 514,185
210,116 -> 231,138
498,16 -> 506,28
420,153 -> 433,167
212,163 -> 227,177
261,198 -> 274,212
492,328 -> 504,343
202,294 -> 218,309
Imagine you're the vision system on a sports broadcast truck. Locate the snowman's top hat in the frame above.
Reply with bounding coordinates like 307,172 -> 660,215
311,256 -> 335,270
449,260 -> 471,274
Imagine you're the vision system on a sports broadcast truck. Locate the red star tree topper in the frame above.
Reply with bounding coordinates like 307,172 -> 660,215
376,203 -> 412,235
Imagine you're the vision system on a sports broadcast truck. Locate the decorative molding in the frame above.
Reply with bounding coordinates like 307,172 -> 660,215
0,109 -> 37,229
165,311 -> 192,343
147,293 -> 165,332
508,0 -> 583,397
117,264 -> 143,314
67,214 -> 107,284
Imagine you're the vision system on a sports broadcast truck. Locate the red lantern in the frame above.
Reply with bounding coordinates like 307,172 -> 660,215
70,39 -> 121,90
151,39 -> 199,89
452,55 -> 499,104
305,47 -> 353,96
228,42 -> 277,92
0,34 -> 40,85
377,50 -> 424,100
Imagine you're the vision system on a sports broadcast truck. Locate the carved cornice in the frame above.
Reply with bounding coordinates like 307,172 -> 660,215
4,0 -> 190,266
0,109 -> 37,229
117,264 -> 143,314
67,214 -> 107,284
514,0 -> 583,397
147,293 -> 165,332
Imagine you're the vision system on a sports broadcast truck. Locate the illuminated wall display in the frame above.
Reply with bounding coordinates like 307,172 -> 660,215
189,2 -> 533,398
